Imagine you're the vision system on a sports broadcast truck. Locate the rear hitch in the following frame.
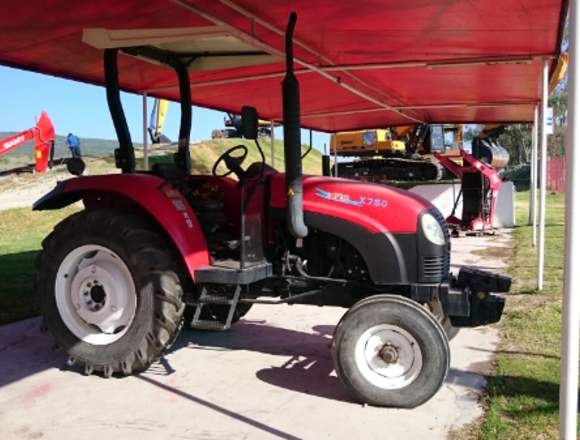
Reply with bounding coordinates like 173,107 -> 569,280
442,267 -> 511,328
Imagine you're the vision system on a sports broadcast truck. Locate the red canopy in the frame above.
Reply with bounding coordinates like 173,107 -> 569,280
0,0 -> 567,131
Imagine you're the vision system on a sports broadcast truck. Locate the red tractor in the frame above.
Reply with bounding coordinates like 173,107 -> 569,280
33,14 -> 509,408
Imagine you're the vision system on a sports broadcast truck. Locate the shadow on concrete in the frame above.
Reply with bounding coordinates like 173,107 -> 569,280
0,316 -> 564,418
0,317 -> 66,388
174,321 -> 499,404
172,321 -> 352,403
137,374 -> 301,440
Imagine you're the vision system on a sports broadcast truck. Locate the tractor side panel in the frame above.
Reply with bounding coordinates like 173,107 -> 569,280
270,174 -> 430,234
34,174 -> 210,281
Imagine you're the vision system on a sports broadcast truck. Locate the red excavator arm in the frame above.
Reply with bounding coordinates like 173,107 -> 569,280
0,112 -> 55,173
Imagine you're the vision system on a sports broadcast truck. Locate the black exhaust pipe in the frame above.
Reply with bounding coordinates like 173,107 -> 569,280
282,12 -> 308,238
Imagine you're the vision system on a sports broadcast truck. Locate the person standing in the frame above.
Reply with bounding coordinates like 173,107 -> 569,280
66,133 -> 82,159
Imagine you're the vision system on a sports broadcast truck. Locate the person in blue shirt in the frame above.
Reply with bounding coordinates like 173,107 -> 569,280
66,133 -> 82,159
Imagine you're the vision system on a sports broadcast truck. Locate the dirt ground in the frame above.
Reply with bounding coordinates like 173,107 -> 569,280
0,232 -> 511,440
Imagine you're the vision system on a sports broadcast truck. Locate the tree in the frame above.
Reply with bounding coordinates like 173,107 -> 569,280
497,124 -> 532,165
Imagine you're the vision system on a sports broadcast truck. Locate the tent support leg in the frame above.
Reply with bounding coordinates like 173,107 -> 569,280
143,92 -> 148,171
560,1 -> 580,438
270,121 -> 275,168
537,59 -> 548,290
530,105 -> 538,245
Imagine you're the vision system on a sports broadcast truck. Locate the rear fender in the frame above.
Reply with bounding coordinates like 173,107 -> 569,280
34,174 -> 210,281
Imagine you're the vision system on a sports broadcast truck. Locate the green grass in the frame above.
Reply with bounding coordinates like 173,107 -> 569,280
475,191 -> 567,439
0,206 -> 79,325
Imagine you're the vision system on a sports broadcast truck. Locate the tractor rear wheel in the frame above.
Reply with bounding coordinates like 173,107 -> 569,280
36,209 -> 185,377
332,294 -> 450,408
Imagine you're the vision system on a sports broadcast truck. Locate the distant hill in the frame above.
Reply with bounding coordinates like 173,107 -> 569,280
0,132 -> 143,159
0,133 -> 322,175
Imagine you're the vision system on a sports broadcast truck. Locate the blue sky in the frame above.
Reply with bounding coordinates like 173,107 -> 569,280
0,65 -> 330,152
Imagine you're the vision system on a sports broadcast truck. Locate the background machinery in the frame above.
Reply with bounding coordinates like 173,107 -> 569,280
332,124 -> 464,182
212,112 -> 273,139
0,112 -> 55,173
33,13 -> 510,408
148,98 -> 171,144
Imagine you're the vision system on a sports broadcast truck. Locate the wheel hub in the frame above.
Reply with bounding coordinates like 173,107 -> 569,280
355,324 -> 423,390
55,245 -> 137,345
378,344 -> 399,364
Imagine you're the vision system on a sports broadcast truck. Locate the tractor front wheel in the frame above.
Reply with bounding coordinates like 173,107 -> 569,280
36,210 -> 185,377
332,294 -> 450,408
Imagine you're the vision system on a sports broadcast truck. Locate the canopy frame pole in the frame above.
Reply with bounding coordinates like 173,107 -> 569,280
217,0 -> 425,122
170,0 -> 424,124
537,59 -> 549,290
530,105 -> 538,246
333,143 -> 338,177
560,0 -> 580,436
142,92 -> 148,171
270,121 -> 275,168
147,55 -> 553,93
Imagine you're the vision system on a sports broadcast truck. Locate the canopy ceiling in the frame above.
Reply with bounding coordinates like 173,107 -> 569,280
0,0 -> 567,131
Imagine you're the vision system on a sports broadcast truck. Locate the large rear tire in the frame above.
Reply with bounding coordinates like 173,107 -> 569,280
36,210 -> 185,376
332,294 -> 450,408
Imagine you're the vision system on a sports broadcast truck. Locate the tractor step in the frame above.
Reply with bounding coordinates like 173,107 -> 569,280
190,320 -> 230,331
194,260 -> 272,285
190,285 -> 241,331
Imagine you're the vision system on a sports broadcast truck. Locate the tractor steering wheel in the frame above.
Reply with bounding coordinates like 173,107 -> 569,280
212,145 -> 248,179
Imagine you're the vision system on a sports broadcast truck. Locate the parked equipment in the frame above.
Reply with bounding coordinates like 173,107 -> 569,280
0,112 -> 55,173
148,98 -> 171,144
332,124 -> 463,182
212,113 -> 273,139
435,149 -> 502,234
34,13 -> 510,408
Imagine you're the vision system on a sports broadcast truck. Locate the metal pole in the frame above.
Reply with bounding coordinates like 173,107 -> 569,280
537,59 -> 549,290
530,106 -> 539,242
270,121 -> 275,168
142,92 -> 148,170
560,1 -> 580,437
333,142 -> 338,177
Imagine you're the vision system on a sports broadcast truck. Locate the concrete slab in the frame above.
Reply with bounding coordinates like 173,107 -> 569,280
0,233 -> 510,440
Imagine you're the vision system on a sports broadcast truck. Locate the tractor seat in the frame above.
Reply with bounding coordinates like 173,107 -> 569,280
244,162 -> 277,180
151,162 -> 185,181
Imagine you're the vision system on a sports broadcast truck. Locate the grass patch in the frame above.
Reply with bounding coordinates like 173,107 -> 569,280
472,191 -> 568,439
0,206 -> 79,325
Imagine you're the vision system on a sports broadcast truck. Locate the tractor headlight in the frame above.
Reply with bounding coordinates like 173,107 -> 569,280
421,213 -> 446,246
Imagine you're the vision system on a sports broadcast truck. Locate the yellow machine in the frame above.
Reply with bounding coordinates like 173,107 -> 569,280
330,129 -> 406,156
333,124 -> 464,181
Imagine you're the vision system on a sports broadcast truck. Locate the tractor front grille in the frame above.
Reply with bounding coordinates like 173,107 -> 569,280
422,256 -> 446,280
419,208 -> 451,283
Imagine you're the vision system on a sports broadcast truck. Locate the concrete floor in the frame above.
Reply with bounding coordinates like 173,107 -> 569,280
0,233 -> 510,440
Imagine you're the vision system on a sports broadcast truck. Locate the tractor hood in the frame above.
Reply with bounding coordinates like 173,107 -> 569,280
270,175 -> 435,234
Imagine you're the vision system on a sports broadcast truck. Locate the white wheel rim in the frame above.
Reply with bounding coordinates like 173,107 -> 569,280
55,244 -> 137,345
355,324 -> 423,390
